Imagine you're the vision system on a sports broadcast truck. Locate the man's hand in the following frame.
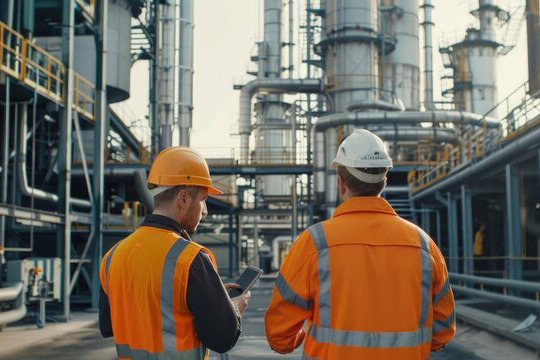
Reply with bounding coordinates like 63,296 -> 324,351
224,283 -> 251,315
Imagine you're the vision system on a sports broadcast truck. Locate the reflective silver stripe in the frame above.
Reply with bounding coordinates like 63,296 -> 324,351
433,278 -> 451,305
105,242 -> 121,293
308,223 -> 331,328
433,310 -> 456,334
161,239 -> 191,352
115,344 -> 207,360
308,325 -> 432,348
418,230 -> 432,329
276,272 -> 311,311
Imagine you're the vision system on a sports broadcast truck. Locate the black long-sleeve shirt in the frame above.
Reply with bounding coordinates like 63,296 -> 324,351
99,214 -> 241,353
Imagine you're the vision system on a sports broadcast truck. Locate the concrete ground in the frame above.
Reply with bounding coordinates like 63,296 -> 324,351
0,280 -> 535,359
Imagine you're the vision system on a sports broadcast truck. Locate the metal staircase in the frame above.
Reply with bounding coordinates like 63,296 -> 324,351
385,190 -> 418,224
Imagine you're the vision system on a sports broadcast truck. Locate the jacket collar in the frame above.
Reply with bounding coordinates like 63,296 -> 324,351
140,214 -> 192,241
333,197 -> 397,218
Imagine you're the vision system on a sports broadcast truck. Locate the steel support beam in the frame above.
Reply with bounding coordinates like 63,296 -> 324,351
461,186 -> 474,274
447,192 -> 458,273
0,79 -> 10,267
58,0 -> 75,321
436,209 -> 441,247
505,165 -> 522,280
91,0 -> 108,309
228,209 -> 234,277
421,206 -> 430,235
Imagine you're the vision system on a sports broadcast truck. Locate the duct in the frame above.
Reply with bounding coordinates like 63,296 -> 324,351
346,99 -> 402,112
314,110 -> 500,131
372,127 -> 459,144
238,78 -> 321,162
71,166 -> 147,178
421,0 -> 434,109
527,0 -> 540,96
178,0 -> 194,146
158,0 -> 176,148
18,105 -> 91,208
133,170 -> 154,211
0,282 -> 26,326
412,125 -> 540,202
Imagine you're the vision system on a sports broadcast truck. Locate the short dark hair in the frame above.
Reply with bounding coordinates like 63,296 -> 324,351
149,185 -> 198,209
337,165 -> 387,197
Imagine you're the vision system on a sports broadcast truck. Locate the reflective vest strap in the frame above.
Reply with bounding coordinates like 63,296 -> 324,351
433,310 -> 455,334
161,238 -> 191,353
115,344 -> 207,360
308,223 -> 331,328
276,272 -> 311,311
104,242 -> 122,294
433,278 -> 451,305
308,325 -> 433,348
418,229 -> 432,330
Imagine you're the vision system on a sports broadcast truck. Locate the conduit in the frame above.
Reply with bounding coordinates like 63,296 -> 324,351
373,127 -> 459,143
314,110 -> 500,131
18,105 -> 91,208
238,78 -> 321,162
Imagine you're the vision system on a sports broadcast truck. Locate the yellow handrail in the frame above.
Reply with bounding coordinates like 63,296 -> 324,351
0,21 -> 96,121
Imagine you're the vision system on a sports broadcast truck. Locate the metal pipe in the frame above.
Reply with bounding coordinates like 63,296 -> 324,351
452,284 -> 540,311
178,0 -> 194,146
91,0 -> 109,310
314,110 -> 500,131
413,125 -> 540,201
450,273 -> 540,293
421,0 -> 434,109
238,78 -> 321,163
313,131 -> 325,201
372,127 -> 459,143
133,169 -> 154,211
159,0 -> 176,148
0,305 -> 27,326
17,105 -> 91,207
527,0 -> 540,96
291,175 -> 297,241
0,282 -> 23,302
288,0 -> 294,78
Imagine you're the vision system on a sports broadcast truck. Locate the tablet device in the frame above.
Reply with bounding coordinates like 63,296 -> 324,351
228,266 -> 263,297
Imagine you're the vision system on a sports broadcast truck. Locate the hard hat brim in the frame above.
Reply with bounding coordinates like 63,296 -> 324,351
208,186 -> 224,195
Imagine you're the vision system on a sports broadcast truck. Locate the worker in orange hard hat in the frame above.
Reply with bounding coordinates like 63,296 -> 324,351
99,147 -> 250,360
265,129 -> 456,359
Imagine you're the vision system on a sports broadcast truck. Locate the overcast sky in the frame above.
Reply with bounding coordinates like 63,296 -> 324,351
112,0 -> 528,155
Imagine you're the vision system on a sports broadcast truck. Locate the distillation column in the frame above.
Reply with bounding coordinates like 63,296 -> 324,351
254,0 -> 290,198
178,0 -> 194,146
159,0 -> 176,148
382,0 -> 420,110
320,0 -> 380,216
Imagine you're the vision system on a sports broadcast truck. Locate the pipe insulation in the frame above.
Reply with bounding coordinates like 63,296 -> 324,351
178,0 -> 194,146
238,78 -> 321,162
412,125 -> 540,201
372,127 -> 459,143
314,110 -> 500,131
421,0 -> 435,109
18,105 -> 91,208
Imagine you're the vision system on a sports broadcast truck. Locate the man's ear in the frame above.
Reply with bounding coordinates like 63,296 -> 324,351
337,174 -> 346,197
176,189 -> 191,210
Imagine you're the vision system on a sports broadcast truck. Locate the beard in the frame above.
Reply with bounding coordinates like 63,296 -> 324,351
180,203 -> 200,235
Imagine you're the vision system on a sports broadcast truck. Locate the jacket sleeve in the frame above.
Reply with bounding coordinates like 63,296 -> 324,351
430,240 -> 456,351
265,230 -> 315,354
187,252 -> 241,354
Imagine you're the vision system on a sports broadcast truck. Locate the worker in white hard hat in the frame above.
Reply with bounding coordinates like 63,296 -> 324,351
265,129 -> 455,359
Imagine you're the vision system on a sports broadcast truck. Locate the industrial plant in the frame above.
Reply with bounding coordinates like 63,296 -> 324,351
0,0 -> 538,358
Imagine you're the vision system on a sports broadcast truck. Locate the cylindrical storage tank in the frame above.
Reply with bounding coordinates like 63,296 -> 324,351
381,0 -> 420,110
451,30 -> 499,116
35,0 -> 131,103
527,0 -> 540,96
323,0 -> 379,112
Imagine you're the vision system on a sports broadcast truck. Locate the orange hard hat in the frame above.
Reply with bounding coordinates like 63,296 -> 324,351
147,147 -> 223,195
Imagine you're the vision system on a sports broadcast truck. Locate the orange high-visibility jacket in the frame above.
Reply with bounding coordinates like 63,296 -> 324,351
100,226 -> 217,360
265,197 -> 455,359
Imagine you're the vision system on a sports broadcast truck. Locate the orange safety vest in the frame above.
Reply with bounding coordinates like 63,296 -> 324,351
265,197 -> 456,359
100,226 -> 217,360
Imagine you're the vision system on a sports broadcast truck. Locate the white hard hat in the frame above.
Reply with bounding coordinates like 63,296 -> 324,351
332,129 -> 393,183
